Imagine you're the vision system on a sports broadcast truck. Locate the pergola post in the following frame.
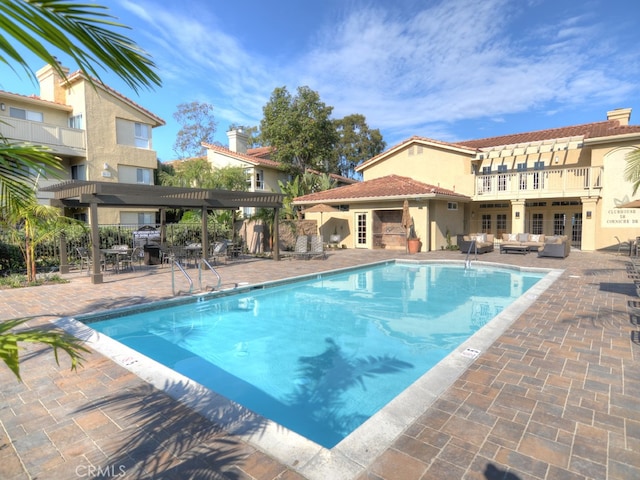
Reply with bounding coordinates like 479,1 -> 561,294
201,207 -> 209,263
89,201 -> 103,284
273,207 -> 280,261
59,232 -> 69,274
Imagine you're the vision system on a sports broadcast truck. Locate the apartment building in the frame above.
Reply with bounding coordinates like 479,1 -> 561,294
0,63 -> 165,225
293,108 -> 640,252
203,128 -> 356,216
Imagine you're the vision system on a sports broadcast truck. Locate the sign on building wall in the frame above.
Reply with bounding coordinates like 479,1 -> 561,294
602,148 -> 640,227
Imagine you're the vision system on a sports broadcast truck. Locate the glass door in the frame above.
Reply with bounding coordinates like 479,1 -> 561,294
356,212 -> 367,248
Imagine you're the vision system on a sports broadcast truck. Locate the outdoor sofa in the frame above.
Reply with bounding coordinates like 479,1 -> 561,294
457,233 -> 494,254
537,235 -> 571,258
500,233 -> 546,252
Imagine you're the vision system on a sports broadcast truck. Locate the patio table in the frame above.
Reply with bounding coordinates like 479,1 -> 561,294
101,248 -> 131,273
184,244 -> 202,267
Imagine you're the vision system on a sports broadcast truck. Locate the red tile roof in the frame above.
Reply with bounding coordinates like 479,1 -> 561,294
202,142 -> 281,168
294,174 -> 469,203
358,116 -> 640,172
203,143 -> 358,185
458,119 -> 640,149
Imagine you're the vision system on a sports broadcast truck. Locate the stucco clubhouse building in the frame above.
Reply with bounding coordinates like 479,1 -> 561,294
295,108 -> 640,253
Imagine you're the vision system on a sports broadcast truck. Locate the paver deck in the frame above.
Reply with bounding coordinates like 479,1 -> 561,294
1,248 -> 639,479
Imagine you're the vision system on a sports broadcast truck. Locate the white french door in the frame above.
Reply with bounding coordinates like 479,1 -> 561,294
356,212 -> 367,248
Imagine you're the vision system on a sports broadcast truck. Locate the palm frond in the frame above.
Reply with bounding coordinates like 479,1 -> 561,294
0,317 -> 90,381
0,0 -> 161,92
624,149 -> 640,195
0,140 -> 63,213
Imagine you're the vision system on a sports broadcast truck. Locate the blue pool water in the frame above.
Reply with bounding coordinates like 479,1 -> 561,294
86,262 -> 544,448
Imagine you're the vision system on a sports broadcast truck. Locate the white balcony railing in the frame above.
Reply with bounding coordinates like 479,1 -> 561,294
474,166 -> 602,200
0,116 -> 86,153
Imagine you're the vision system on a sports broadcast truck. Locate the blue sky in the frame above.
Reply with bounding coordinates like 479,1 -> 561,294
2,0 -> 639,161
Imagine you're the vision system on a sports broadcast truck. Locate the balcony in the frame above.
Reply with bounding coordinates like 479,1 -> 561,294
0,116 -> 86,156
474,166 -> 602,201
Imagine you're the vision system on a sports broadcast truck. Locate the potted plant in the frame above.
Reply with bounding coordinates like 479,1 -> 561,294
407,223 -> 421,254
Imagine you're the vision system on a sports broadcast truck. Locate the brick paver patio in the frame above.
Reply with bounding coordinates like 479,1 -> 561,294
0,248 -> 639,479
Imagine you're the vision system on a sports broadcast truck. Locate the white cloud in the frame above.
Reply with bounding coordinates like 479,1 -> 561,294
119,0 -> 638,152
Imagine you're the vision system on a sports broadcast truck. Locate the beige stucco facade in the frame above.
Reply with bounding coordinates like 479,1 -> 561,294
0,64 -> 164,225
297,108 -> 640,253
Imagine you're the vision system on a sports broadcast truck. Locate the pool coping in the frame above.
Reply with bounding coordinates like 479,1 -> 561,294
53,259 -> 563,480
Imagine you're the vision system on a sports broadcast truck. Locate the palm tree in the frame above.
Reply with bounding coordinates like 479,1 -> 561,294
624,149 -> 640,195
3,197 -> 85,282
0,0 -> 161,213
0,0 -> 160,380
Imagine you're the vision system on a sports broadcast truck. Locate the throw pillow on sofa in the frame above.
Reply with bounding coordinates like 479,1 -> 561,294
517,233 -> 529,242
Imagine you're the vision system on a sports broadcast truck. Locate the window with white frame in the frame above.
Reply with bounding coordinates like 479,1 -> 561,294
71,164 -> 86,180
517,163 -> 527,190
68,114 -> 83,129
481,214 -> 491,233
134,122 -> 150,148
136,168 -> 151,184
497,164 -> 507,191
447,202 -> 458,210
531,213 -> 543,235
482,166 -> 492,192
255,169 -> 264,190
116,118 -> 151,149
10,107 -> 43,122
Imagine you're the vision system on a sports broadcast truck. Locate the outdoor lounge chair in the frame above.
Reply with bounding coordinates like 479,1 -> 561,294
616,236 -> 631,256
288,235 -> 310,260
309,234 -> 327,259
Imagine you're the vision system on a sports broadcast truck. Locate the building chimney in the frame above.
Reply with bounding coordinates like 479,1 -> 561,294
226,128 -> 249,154
36,61 -> 70,104
607,108 -> 632,126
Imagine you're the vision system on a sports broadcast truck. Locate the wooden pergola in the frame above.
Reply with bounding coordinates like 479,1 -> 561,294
41,180 -> 284,284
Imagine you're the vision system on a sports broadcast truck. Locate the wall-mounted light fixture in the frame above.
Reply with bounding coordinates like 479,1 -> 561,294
586,211 -> 592,219
0,103 -> 5,111
103,162 -> 109,170
554,156 -> 559,164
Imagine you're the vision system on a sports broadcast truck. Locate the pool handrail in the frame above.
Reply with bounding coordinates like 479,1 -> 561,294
171,259 -> 193,295
199,258 -> 222,291
464,239 -> 477,268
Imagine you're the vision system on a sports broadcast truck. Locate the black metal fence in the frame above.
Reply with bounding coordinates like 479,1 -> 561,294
1,223 -> 231,275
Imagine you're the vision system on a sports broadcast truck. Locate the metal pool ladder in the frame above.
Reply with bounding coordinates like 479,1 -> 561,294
170,258 -> 222,296
198,258 -> 222,291
464,240 -> 477,269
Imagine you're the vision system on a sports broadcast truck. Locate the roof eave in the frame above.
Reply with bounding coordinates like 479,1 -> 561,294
584,132 -> 640,145
294,193 -> 470,205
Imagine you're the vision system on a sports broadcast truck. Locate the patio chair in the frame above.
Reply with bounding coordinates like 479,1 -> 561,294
309,234 -> 327,259
76,247 -> 91,274
76,247 -> 106,275
209,240 -> 228,265
616,236 -> 631,256
288,235 -> 310,260
118,247 -> 142,272
159,245 -> 174,268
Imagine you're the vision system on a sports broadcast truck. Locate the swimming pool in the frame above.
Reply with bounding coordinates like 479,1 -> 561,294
76,261 -> 547,449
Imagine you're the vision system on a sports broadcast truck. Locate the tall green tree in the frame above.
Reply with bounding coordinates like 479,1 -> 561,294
0,0 -> 160,380
159,158 -> 246,190
334,114 -> 386,178
260,86 -> 338,175
173,101 -> 217,158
